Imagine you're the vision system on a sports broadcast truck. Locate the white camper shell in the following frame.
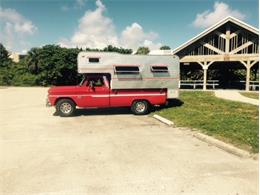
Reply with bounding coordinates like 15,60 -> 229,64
77,52 -> 180,99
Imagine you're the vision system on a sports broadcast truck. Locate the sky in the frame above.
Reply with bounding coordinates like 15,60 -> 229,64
0,0 -> 259,53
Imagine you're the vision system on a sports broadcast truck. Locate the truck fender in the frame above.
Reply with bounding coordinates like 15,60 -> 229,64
131,99 -> 151,106
55,97 -> 77,106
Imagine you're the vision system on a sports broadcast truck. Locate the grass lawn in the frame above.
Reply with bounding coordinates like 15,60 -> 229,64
240,92 -> 259,99
154,91 -> 259,153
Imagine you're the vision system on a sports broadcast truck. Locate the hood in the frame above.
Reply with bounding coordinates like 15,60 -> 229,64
48,86 -> 81,95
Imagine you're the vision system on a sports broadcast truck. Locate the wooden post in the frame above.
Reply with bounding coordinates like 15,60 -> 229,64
198,61 -> 214,91
203,66 -> 208,91
240,60 -> 258,91
246,64 -> 251,91
225,25 -> 230,54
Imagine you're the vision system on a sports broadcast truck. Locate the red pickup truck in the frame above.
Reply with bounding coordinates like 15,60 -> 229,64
47,74 -> 168,116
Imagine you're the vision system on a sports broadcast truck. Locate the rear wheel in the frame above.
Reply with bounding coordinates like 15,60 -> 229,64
131,100 -> 149,115
56,99 -> 76,117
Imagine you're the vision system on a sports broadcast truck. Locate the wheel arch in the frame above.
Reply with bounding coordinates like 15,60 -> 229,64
131,99 -> 151,106
55,97 -> 77,106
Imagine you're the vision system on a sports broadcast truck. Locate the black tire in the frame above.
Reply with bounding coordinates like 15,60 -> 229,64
131,100 -> 149,115
56,99 -> 76,117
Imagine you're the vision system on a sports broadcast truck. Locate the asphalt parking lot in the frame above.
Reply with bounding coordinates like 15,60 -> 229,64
0,87 -> 258,194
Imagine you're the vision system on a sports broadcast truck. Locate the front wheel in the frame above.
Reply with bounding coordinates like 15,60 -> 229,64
131,100 -> 149,115
56,99 -> 76,117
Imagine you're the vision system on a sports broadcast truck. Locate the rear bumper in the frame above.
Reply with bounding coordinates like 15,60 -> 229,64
167,89 -> 179,99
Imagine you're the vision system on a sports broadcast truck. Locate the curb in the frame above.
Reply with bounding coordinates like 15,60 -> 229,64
153,114 -> 174,126
152,116 -> 257,159
192,131 -> 257,159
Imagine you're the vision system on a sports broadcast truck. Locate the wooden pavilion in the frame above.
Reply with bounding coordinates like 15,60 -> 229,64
172,16 -> 259,91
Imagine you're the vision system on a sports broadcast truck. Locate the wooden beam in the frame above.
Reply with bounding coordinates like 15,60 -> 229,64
215,31 -> 226,39
197,61 -> 215,68
230,30 -> 241,39
230,41 -> 253,54
250,60 -> 259,68
180,54 -> 259,63
225,26 -> 231,53
207,61 -> 214,67
197,61 -> 204,67
203,43 -> 225,55
239,60 -> 247,67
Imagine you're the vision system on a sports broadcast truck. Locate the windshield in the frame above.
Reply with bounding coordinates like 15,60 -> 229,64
79,76 -> 86,86
78,74 -> 111,87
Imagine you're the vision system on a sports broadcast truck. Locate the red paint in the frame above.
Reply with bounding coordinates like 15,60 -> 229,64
112,77 -> 178,80
47,75 -> 167,108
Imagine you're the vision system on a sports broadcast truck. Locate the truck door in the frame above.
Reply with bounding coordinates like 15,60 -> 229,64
81,75 -> 110,108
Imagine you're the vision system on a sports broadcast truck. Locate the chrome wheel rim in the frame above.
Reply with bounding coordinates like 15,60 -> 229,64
136,102 -> 146,113
60,102 -> 72,114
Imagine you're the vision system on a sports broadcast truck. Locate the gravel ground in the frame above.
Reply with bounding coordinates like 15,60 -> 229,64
0,87 -> 258,195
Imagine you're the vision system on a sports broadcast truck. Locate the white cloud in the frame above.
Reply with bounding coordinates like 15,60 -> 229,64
120,23 -> 161,50
72,0 -> 118,48
193,2 -> 246,28
0,7 -> 37,52
0,7 -> 37,34
59,0 -> 161,51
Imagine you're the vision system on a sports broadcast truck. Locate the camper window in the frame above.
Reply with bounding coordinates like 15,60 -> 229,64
88,58 -> 100,63
151,66 -> 168,72
114,66 -> 139,74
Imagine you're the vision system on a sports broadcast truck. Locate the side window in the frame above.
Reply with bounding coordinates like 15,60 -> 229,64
151,66 -> 168,72
114,66 -> 140,74
86,77 -> 104,87
94,78 -> 104,86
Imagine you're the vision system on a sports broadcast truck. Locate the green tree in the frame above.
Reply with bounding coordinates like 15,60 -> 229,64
135,47 -> 150,55
25,45 -> 81,86
0,43 -> 10,66
0,43 -> 14,85
103,45 -> 132,54
26,47 -> 40,73
160,45 -> 171,50
10,59 -> 38,86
